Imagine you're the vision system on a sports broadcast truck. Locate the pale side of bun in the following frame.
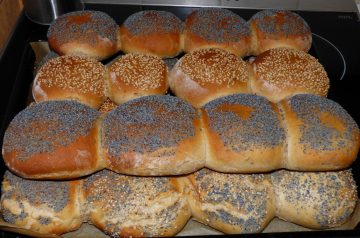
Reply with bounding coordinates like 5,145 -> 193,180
2,100 -> 106,179
202,94 -> 286,173
249,47 -> 329,103
33,55 -> 107,109
271,169 -> 358,229
249,10 -> 312,55
101,95 -> 205,176
183,8 -> 251,57
1,171 -> 84,235
107,53 -> 168,104
83,170 -> 191,237
169,48 -> 249,108
120,10 -> 183,58
279,94 -> 360,171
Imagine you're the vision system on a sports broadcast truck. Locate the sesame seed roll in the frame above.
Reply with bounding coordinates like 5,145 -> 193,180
249,47 -> 330,103
169,48 -> 249,108
33,55 -> 107,109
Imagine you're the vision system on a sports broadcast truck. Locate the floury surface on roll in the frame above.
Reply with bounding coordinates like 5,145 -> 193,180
83,170 -> 191,237
1,171 -> 83,235
2,100 -> 105,179
183,8 -> 251,57
101,95 -> 205,176
47,10 -> 119,60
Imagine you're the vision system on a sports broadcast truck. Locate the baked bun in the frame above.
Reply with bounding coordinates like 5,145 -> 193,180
83,170 -> 191,237
107,53 -> 168,104
280,94 -> 360,171
249,10 -> 312,55
202,94 -> 286,173
98,98 -> 117,113
249,47 -> 329,102
120,10 -> 183,58
169,48 -> 249,108
180,168 -> 275,234
33,55 -> 107,109
184,8 -> 251,57
47,10 -> 119,60
271,169 -> 358,229
1,171 -> 83,235
2,100 -> 105,179
101,95 -> 205,176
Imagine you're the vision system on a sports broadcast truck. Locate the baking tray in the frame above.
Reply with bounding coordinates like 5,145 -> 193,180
1,3 -> 360,237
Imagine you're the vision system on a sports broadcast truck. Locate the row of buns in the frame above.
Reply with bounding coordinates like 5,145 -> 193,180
47,9 -> 312,60
2,94 -> 359,179
33,47 -> 330,109
1,168 -> 357,236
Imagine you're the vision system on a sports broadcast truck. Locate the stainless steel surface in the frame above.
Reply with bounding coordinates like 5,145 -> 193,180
23,0 -> 85,25
83,0 -> 359,12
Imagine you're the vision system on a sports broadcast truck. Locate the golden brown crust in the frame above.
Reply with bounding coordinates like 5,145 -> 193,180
120,10 -> 183,58
249,10 -> 312,55
33,55 -> 107,109
250,48 -> 329,103
169,48 -> 249,108
107,53 -> 168,104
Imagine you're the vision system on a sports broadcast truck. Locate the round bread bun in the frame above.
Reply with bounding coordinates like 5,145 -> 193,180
181,168 -> 275,234
271,169 -> 358,229
279,94 -> 360,171
202,94 -> 286,173
107,53 -> 168,104
184,8 -> 251,57
249,47 -> 330,102
98,98 -> 118,113
47,10 -> 119,60
119,10 -> 183,58
248,10 -> 312,55
83,170 -> 191,237
101,95 -> 205,176
1,171 -> 83,235
2,100 -> 105,179
169,48 -> 249,108
33,55 -> 107,109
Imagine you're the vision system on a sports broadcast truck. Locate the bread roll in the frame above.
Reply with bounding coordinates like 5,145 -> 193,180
83,170 -> 191,237
183,8 -> 251,57
249,47 -> 329,103
33,55 -> 107,109
120,10 -> 183,58
107,53 -> 168,104
169,48 -> 249,108
101,95 -> 205,176
279,94 -> 360,171
248,10 -> 312,55
47,10 -> 119,60
180,168 -> 275,234
202,94 -> 286,173
2,100 -> 105,179
271,169 -> 357,229
1,171 -> 84,235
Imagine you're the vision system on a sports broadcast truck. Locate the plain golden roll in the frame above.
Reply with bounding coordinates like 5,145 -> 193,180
279,94 -> 360,171
119,10 -> 183,58
107,53 -> 168,104
248,10 -> 312,55
179,168 -> 275,234
101,95 -> 205,176
33,55 -> 107,109
271,169 -> 358,229
183,8 -> 251,57
202,94 -> 286,173
0,171 -> 84,235
2,100 -> 105,179
169,48 -> 249,108
83,170 -> 191,237
47,10 -> 119,60
249,47 -> 329,103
